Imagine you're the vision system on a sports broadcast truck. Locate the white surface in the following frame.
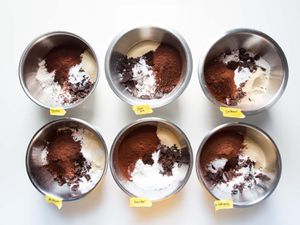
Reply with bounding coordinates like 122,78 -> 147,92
1,0 -> 299,224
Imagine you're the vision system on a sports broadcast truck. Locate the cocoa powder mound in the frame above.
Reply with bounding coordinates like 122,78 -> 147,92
45,46 -> 84,85
200,129 -> 245,170
117,125 -> 160,180
204,62 -> 238,103
45,129 -> 91,191
153,44 -> 182,94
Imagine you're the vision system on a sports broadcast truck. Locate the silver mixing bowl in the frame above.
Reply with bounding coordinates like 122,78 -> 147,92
198,28 -> 288,115
110,117 -> 193,201
26,118 -> 108,201
196,123 -> 282,207
105,26 -> 193,108
19,31 -> 99,109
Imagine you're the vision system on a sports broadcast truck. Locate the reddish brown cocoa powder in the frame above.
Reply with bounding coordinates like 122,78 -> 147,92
45,129 -> 91,190
204,62 -> 237,103
153,44 -> 182,94
200,129 -> 245,170
117,125 -> 160,180
45,46 -> 84,85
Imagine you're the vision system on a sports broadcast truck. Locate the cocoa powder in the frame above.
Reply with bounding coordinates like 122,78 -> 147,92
45,46 -> 84,85
45,128 -> 91,191
204,62 -> 238,104
200,129 -> 245,170
153,44 -> 182,94
117,125 -> 160,180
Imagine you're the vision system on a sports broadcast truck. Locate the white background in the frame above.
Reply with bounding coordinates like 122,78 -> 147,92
1,0 -> 300,224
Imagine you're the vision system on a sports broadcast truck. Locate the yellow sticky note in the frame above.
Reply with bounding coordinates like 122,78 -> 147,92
49,108 -> 66,116
214,199 -> 233,210
129,197 -> 152,207
45,194 -> 63,209
220,107 -> 245,119
132,105 -> 153,115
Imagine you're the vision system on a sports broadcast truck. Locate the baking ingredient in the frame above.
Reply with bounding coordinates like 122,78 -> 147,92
205,154 -> 270,195
201,129 -> 271,196
116,43 -> 182,99
123,150 -> 188,200
153,44 -> 182,93
116,124 -> 190,200
157,144 -> 189,175
35,47 -> 96,107
239,68 -> 270,106
204,48 -> 271,106
117,125 -> 160,180
45,46 -> 83,85
204,62 -> 245,105
156,124 -> 182,148
200,129 -> 245,169
131,57 -> 157,98
45,128 -> 91,191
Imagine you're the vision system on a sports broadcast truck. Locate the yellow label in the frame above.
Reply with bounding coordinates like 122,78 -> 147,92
45,194 -> 63,209
129,197 -> 152,207
214,199 -> 233,210
220,107 -> 245,119
49,108 -> 66,116
132,105 -> 153,115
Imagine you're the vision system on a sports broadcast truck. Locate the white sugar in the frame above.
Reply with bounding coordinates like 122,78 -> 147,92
35,60 -> 72,106
122,150 -> 188,200
131,57 -> 157,98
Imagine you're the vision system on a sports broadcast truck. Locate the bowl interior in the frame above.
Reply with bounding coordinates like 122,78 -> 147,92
20,32 -> 98,109
106,27 -> 191,108
26,119 -> 107,201
111,120 -> 193,201
198,124 -> 281,207
202,30 -> 287,112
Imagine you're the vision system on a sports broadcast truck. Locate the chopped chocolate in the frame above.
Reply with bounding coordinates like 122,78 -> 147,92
142,153 -> 154,165
157,144 -> 188,176
255,173 -> 271,181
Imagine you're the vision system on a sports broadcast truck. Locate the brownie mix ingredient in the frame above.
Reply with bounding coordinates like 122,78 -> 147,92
36,46 -> 95,106
45,129 -> 91,191
204,48 -> 271,106
45,46 -> 83,85
117,125 -> 160,180
204,62 -> 245,105
201,129 -> 271,195
116,43 -> 182,99
153,44 -> 182,94
158,144 -> 188,176
200,129 -> 245,170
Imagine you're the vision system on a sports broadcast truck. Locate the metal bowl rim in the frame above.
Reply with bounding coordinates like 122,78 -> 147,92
195,122 -> 282,207
25,117 -> 108,202
19,31 -> 100,110
197,28 -> 289,115
109,117 -> 194,202
105,25 -> 193,109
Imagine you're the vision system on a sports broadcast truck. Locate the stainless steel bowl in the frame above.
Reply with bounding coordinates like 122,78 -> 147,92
199,28 -> 288,115
196,123 -> 281,207
19,31 -> 99,109
105,26 -> 192,108
26,118 -> 108,201
110,117 -> 193,201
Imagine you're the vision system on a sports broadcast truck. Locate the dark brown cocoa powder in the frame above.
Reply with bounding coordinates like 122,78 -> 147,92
117,125 -> 160,180
153,44 -> 182,94
45,46 -> 84,85
200,129 -> 245,170
45,128 -> 91,191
